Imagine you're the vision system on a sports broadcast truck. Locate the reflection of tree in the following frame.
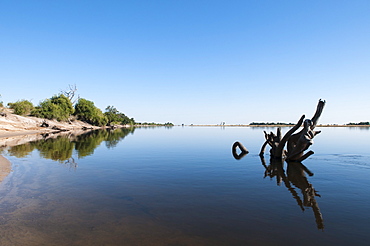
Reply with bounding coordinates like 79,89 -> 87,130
6,127 -> 135,163
105,127 -> 135,149
260,156 -> 324,230
6,143 -> 36,158
74,131 -> 103,158
74,127 -> 135,158
34,136 -> 75,162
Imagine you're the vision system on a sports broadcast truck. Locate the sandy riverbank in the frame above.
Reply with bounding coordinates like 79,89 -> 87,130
0,107 -> 106,182
0,155 -> 11,183
0,107 -> 103,139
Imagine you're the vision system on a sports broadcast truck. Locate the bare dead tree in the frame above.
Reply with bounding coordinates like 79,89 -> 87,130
61,84 -> 80,105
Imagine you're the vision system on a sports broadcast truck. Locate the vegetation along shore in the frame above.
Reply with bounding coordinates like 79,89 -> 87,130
0,86 -> 173,138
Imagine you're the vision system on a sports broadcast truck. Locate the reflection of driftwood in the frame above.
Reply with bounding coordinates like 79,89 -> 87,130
65,157 -> 78,170
232,141 -> 249,160
260,156 -> 324,230
82,126 -> 93,130
287,161 -> 324,230
259,99 -> 325,161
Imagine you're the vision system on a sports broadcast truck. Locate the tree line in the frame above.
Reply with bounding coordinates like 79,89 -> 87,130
3,87 -> 136,126
346,122 -> 369,126
249,122 -> 295,126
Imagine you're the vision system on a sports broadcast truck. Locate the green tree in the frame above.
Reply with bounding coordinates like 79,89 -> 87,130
32,94 -> 74,121
8,100 -> 34,116
104,105 -> 121,125
104,105 -> 134,125
74,98 -> 107,126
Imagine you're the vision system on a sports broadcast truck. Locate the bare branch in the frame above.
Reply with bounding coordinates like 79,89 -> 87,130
61,84 -> 79,105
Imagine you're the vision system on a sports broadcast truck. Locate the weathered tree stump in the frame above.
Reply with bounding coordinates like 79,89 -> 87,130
260,99 -> 325,162
285,100 -> 325,161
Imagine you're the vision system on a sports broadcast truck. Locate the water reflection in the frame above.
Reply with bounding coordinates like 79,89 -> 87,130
260,156 -> 324,230
347,126 -> 370,131
3,128 -> 135,164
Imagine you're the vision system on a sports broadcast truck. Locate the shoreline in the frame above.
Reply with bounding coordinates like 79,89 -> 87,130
184,124 -> 370,127
0,155 -> 12,184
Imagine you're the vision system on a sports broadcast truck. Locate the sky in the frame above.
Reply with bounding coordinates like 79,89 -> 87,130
0,0 -> 369,125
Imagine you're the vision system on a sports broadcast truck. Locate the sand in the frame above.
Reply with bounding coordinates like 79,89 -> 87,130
0,155 -> 11,183
0,107 -> 102,139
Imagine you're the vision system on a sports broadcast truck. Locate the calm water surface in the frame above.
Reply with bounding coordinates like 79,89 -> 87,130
0,126 -> 369,245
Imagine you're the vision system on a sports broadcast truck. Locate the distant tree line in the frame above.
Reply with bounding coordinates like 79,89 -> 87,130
249,122 -> 294,126
346,122 -> 370,126
136,122 -> 174,126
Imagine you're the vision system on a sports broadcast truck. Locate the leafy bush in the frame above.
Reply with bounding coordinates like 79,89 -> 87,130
8,100 -> 34,115
104,105 -> 135,125
74,98 -> 108,126
32,94 -> 74,121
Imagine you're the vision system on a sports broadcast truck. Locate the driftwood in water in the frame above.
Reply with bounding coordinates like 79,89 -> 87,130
259,99 -> 325,161
232,141 -> 249,160
40,120 -> 49,127
285,100 -> 325,161
259,115 -> 305,158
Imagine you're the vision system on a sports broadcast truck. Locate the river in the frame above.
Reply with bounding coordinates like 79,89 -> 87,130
0,126 -> 369,245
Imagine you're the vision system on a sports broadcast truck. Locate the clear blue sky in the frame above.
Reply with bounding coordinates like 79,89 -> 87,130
1,0 -> 369,125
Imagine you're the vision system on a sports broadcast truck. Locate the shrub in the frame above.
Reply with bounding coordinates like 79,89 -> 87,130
8,100 -> 34,115
104,105 -> 135,125
31,94 -> 74,121
74,98 -> 108,126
